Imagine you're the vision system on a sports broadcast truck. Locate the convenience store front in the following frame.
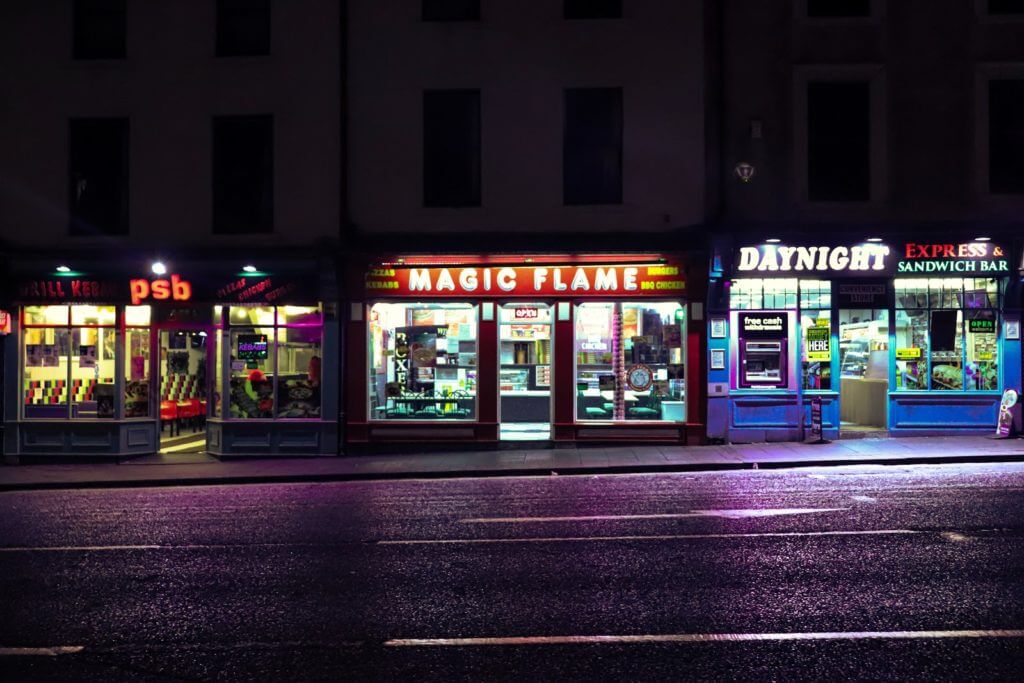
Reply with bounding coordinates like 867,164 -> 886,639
706,239 -> 1020,442
3,257 -> 337,460
348,255 -> 705,446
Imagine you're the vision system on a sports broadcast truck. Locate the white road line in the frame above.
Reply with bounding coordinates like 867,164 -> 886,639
0,542 -> 309,553
384,629 -> 1024,647
941,531 -> 971,542
460,508 -> 849,524
0,646 -> 84,656
852,495 -> 877,503
379,529 -> 920,545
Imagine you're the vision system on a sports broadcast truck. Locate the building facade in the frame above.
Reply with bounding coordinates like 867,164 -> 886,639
0,0 -> 342,459
708,0 -> 1024,441
344,0 -> 713,447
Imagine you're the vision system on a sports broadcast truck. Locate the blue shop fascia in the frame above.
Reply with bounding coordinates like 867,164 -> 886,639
706,237 -> 1021,442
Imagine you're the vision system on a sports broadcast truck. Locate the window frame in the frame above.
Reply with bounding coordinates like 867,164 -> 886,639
976,65 -> 1024,205
573,300 -> 688,424
367,301 -> 480,423
20,304 -> 123,421
222,305 -> 324,421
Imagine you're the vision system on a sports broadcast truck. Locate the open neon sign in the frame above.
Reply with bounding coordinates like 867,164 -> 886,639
129,274 -> 193,305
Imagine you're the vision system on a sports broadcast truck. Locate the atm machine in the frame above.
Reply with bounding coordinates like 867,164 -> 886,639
737,312 -> 789,389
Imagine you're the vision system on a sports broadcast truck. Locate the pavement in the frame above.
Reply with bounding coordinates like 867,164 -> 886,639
2,434 -> 1024,491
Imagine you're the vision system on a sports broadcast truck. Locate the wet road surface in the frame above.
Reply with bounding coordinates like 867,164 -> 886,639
1,462 -> 1023,680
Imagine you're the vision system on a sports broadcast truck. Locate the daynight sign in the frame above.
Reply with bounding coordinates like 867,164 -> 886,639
365,264 -> 685,297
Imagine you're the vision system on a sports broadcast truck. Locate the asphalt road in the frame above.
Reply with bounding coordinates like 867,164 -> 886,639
1,462 -> 1024,681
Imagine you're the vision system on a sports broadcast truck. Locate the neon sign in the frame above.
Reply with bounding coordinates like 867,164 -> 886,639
129,274 -> 193,305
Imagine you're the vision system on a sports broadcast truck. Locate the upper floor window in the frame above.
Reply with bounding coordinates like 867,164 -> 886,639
423,90 -> 481,207
807,81 -> 870,201
564,88 -> 623,205
422,0 -> 479,21
213,115 -> 274,233
989,79 -> 1024,194
988,0 -> 1024,14
73,0 -> 126,59
217,0 -> 270,57
806,0 -> 870,17
69,118 -> 129,235
565,0 -> 622,19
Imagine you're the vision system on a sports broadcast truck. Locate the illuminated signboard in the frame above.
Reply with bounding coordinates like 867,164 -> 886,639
129,275 -> 193,305
896,242 -> 1010,274
365,264 -> 685,297
737,245 -> 890,274
236,334 -> 269,360
514,307 -> 539,319
806,325 -> 831,362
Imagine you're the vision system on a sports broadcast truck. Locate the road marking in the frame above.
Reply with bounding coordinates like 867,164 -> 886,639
0,542 -> 311,553
0,646 -> 84,656
460,508 -> 849,524
379,529 -> 919,545
941,531 -> 971,542
384,629 -> 1024,647
852,495 -> 876,503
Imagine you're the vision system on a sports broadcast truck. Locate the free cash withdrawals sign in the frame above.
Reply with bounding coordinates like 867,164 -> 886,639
365,264 -> 685,298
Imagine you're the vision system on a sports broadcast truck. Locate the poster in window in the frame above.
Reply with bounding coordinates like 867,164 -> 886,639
710,318 -> 727,339
26,344 -> 42,367
237,334 -> 269,360
710,349 -> 726,370
1005,319 -> 1020,341
79,344 -> 97,368
131,355 -> 147,381
662,324 -> 682,348
41,344 -> 59,367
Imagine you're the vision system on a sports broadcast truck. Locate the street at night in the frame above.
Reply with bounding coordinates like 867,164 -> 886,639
2,462 -> 1023,680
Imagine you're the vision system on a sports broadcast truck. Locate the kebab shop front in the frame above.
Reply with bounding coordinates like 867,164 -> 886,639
347,256 -> 705,446
3,259 -> 336,460
706,239 -> 1020,442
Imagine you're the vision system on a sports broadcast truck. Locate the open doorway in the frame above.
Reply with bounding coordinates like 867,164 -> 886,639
499,303 -> 552,441
838,309 -> 888,433
158,329 -> 209,453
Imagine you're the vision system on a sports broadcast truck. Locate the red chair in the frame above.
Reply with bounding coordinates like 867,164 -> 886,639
188,398 -> 204,430
160,401 -> 178,436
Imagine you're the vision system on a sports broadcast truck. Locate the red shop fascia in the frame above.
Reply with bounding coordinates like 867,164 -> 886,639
345,253 -> 708,446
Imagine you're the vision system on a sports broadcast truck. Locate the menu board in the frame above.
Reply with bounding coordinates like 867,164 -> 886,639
237,334 -> 269,360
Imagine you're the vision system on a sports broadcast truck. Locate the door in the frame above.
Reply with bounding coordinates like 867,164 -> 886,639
838,309 -> 889,431
498,303 -> 552,441
157,328 -> 211,453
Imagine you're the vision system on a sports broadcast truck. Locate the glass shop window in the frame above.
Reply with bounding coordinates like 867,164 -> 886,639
21,305 -> 120,419
729,278 -> 799,310
894,278 -> 1001,391
575,302 -> 687,422
225,305 -> 323,419
368,302 -> 478,420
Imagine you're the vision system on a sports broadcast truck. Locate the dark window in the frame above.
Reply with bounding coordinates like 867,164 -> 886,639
73,0 -> 126,59
565,0 -> 621,19
990,80 -> 1024,194
807,0 -> 870,17
69,119 -> 129,235
217,0 -> 270,57
564,88 -> 623,205
423,90 -> 481,207
989,0 -> 1024,14
807,81 -> 870,201
422,0 -> 479,21
213,115 -> 274,233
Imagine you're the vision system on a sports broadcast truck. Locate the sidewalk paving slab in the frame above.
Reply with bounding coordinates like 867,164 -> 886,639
1,436 -> 1024,491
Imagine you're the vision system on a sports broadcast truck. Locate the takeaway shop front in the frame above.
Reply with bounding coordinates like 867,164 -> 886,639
3,256 -> 337,460
706,239 -> 1020,442
347,255 -> 706,447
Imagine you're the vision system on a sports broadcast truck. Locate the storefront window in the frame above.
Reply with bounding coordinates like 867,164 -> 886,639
895,278 -> 1001,391
575,301 -> 687,422
225,306 -> 323,419
729,279 -> 799,310
124,306 -> 151,418
368,302 -> 478,420
801,310 -> 831,390
22,305 -> 118,419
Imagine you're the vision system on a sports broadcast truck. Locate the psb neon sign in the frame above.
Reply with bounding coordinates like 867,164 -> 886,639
129,274 -> 193,305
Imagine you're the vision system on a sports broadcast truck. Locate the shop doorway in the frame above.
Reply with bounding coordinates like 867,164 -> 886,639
838,309 -> 889,434
499,303 -> 552,441
157,328 -> 210,453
